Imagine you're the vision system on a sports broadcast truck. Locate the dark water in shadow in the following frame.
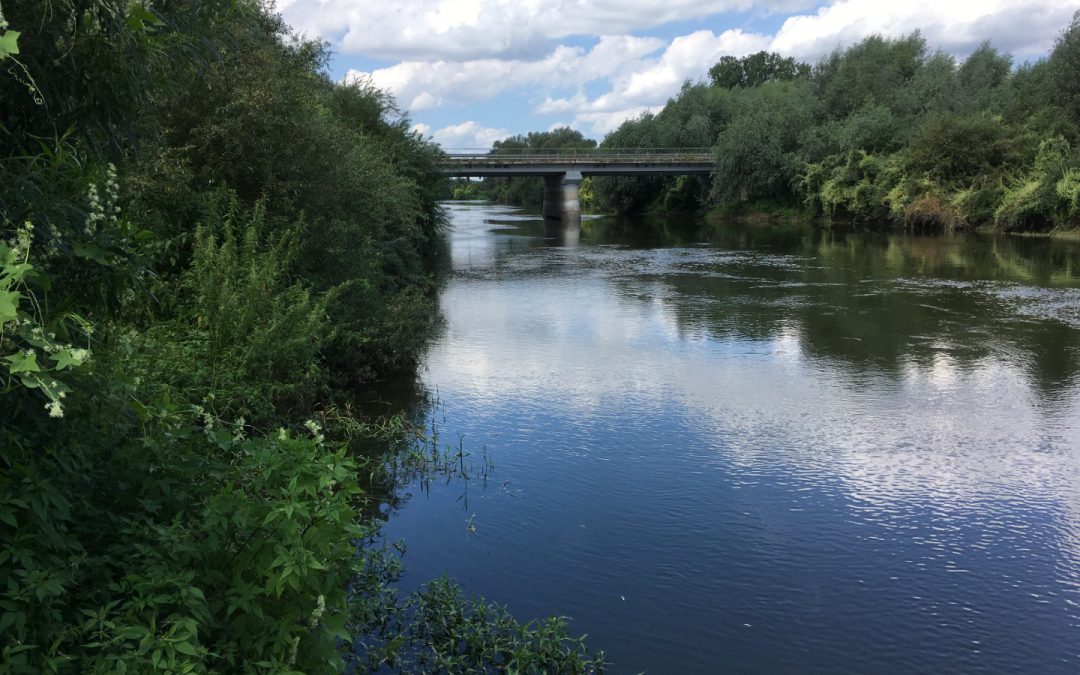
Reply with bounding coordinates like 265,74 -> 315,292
382,202 -> 1080,673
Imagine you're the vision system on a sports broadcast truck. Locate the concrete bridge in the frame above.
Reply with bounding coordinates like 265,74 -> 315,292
441,148 -> 713,222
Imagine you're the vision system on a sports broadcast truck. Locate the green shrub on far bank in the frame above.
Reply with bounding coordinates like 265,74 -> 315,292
450,181 -> 483,200
995,138 -> 1080,231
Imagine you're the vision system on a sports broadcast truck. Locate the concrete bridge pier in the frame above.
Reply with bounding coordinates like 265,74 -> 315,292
696,175 -> 712,202
542,170 -> 582,222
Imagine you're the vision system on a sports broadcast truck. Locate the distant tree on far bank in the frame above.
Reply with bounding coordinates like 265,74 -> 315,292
708,51 -> 812,89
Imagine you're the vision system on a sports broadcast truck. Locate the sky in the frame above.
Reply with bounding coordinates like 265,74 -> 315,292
275,0 -> 1080,149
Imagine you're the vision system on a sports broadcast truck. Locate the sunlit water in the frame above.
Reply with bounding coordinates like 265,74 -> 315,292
380,202 -> 1080,673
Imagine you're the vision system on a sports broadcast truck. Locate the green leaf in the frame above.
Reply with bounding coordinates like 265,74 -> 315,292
72,241 -> 110,265
126,6 -> 164,32
212,427 -> 234,450
50,349 -> 85,371
173,641 -> 199,656
0,31 -> 20,59
5,350 -> 40,374
0,290 -> 19,325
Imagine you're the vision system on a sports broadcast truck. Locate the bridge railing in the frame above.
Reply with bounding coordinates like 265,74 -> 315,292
441,147 -> 714,164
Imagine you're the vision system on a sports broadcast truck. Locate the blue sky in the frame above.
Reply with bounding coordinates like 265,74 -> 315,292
276,1 -> 1080,148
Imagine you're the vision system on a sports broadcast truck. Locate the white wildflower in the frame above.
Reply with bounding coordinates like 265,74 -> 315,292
287,636 -> 300,666
308,594 -> 326,628
45,400 -> 63,418
303,419 -> 325,444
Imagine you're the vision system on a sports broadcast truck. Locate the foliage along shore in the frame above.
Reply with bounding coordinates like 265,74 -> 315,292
467,15 -> 1080,234
0,1 -> 604,672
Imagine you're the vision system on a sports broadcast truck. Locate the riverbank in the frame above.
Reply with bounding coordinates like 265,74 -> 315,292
705,204 -> 1080,237
0,3 -> 603,672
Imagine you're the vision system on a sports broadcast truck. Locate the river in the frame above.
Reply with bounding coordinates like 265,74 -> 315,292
380,201 -> 1080,673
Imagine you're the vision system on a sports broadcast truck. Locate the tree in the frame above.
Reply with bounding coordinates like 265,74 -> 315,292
1048,11 -> 1080,129
708,51 -> 811,89
712,80 -> 817,204
959,41 -> 1012,113
814,33 -> 927,119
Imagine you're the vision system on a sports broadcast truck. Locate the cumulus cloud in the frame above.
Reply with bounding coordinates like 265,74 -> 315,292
770,0 -> 1079,60
345,35 -> 665,114
575,107 -> 664,134
409,92 -> 444,111
516,29 -> 770,133
588,29 -> 770,111
278,0 -> 810,61
419,121 -> 512,149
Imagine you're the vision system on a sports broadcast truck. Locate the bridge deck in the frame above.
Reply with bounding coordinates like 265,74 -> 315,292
440,148 -> 713,177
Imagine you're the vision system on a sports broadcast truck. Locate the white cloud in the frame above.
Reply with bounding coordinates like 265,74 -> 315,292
279,0 -> 812,61
528,29 -> 769,133
590,29 -> 770,111
769,0 -> 1080,60
424,120 -> 512,149
408,91 -> 443,111
536,93 -> 590,115
345,35 -> 666,114
574,106 -> 663,134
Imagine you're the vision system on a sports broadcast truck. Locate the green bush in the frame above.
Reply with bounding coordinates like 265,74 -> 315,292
355,577 -> 607,674
995,138 -> 1079,230
1,400 -> 372,673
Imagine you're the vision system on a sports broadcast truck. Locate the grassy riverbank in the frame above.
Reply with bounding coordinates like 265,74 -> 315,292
0,1 -> 602,671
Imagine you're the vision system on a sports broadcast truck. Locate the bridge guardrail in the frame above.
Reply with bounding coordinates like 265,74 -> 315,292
441,148 -> 714,164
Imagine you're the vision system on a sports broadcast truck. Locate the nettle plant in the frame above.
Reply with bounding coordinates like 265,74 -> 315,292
1,222 -> 92,416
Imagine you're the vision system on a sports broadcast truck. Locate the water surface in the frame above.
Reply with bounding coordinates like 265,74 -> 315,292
383,202 -> 1080,673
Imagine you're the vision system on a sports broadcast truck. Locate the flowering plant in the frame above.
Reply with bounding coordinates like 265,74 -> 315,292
1,221 -> 92,417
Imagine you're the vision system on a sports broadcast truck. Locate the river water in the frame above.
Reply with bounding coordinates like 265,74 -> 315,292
381,201 -> 1080,673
